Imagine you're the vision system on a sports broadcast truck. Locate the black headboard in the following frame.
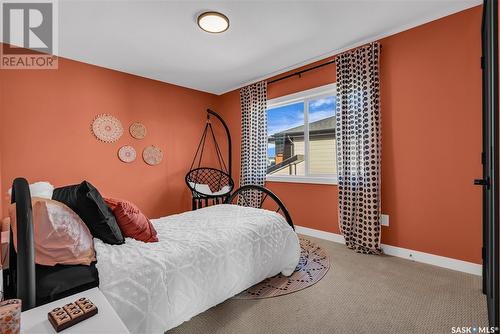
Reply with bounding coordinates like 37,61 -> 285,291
2,178 -> 36,311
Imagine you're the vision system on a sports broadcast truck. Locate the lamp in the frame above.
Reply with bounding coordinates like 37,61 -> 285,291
197,11 -> 229,33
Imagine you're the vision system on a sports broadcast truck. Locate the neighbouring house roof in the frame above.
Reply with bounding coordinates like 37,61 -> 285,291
269,116 -> 336,139
267,154 -> 304,174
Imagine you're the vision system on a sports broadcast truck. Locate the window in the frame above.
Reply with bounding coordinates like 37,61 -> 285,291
266,83 -> 337,184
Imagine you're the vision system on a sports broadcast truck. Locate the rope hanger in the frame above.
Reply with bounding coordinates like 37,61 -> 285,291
189,111 -> 229,174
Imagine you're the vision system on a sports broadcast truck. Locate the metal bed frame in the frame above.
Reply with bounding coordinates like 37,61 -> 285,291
3,178 -> 36,311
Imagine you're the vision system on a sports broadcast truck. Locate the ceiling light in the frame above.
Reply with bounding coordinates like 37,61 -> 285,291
197,11 -> 229,33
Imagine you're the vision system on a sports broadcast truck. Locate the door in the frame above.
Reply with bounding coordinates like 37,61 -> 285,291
476,0 -> 499,329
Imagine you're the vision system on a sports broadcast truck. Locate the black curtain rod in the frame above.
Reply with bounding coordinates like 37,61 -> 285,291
267,44 -> 382,85
267,59 -> 336,85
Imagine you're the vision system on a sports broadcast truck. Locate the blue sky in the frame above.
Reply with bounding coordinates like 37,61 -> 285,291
267,96 -> 336,158
267,102 -> 304,136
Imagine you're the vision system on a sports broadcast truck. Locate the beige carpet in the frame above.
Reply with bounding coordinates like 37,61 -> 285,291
168,235 -> 487,334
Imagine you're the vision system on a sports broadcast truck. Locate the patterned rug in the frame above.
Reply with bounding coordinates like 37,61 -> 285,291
233,237 -> 330,299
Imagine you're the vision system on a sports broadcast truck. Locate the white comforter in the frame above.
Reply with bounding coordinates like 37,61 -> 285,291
94,204 -> 300,333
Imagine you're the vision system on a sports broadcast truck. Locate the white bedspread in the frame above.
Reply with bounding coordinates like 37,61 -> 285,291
94,204 -> 300,333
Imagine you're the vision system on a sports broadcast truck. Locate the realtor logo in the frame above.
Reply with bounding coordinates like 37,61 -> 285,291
1,0 -> 58,69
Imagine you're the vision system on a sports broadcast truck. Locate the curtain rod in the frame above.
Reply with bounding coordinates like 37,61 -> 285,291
267,59 -> 336,85
267,44 -> 382,85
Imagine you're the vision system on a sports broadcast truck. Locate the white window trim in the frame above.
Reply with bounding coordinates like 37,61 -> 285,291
266,175 -> 338,185
266,83 -> 338,186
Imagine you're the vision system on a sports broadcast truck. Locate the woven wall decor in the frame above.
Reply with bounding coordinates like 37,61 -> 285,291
130,122 -> 147,139
91,114 -> 123,143
118,145 -> 137,163
143,145 -> 163,165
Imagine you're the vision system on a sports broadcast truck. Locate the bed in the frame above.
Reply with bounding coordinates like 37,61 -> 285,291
4,178 -> 300,334
96,204 -> 300,333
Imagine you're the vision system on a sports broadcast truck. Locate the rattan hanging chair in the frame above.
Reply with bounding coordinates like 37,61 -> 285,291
186,109 -> 234,209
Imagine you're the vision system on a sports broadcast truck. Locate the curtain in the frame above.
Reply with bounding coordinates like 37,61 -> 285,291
335,42 -> 382,255
239,81 -> 268,207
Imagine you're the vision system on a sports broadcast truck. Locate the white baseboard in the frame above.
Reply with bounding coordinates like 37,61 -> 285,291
295,225 -> 482,276
296,226 -> 346,244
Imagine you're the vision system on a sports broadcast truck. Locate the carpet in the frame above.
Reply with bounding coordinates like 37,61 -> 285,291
168,235 -> 487,334
233,237 -> 330,299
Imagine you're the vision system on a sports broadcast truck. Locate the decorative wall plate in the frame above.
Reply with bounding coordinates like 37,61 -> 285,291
91,114 -> 123,143
143,145 -> 163,166
118,145 -> 137,163
130,122 -> 147,139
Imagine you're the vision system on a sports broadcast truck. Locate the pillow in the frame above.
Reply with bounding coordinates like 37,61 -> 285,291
52,181 -> 124,245
188,182 -> 213,195
7,181 -> 54,199
1,218 -> 9,269
212,185 -> 231,196
8,198 -> 96,266
188,182 -> 231,196
104,198 -> 158,243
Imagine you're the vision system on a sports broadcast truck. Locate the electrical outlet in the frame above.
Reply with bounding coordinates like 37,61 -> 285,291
380,214 -> 389,226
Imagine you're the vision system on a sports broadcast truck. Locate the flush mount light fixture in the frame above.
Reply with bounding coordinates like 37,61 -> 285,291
197,11 -> 229,33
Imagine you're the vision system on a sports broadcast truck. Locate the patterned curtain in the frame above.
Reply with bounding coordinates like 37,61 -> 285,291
335,42 -> 382,255
239,81 -> 268,207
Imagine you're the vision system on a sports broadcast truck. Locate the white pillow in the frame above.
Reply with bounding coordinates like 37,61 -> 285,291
7,181 -> 54,199
189,182 -> 213,195
212,185 -> 231,196
188,182 -> 231,196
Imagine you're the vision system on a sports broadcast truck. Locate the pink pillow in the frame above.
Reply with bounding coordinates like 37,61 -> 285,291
9,197 -> 96,266
104,198 -> 158,243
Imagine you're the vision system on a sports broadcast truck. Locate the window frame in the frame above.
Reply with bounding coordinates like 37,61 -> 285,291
266,83 -> 338,185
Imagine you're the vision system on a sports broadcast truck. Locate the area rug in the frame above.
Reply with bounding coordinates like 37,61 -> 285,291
233,237 -> 330,299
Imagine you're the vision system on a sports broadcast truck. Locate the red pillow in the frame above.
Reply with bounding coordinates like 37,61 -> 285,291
104,198 -> 158,243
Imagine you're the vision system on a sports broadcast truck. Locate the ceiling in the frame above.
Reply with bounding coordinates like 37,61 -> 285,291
22,1 -> 484,94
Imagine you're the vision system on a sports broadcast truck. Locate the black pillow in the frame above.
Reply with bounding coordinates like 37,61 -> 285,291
52,181 -> 124,245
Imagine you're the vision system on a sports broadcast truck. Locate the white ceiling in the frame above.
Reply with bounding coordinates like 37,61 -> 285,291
32,1 -> 485,94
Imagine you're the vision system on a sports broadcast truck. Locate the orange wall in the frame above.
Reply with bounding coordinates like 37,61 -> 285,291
0,55 -> 218,218
216,6 -> 483,263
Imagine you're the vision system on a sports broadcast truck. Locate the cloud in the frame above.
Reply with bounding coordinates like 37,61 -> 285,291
309,96 -> 336,112
309,109 -> 334,123
309,97 -> 333,109
267,106 -> 304,135
268,123 -> 303,135
268,117 -> 303,135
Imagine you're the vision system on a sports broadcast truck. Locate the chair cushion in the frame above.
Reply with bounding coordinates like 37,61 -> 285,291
104,198 -> 158,243
52,181 -> 124,245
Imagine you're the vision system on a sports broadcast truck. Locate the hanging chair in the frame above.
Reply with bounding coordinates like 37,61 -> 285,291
186,109 -> 234,210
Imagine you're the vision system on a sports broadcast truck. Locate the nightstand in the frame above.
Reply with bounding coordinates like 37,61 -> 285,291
21,287 -> 129,334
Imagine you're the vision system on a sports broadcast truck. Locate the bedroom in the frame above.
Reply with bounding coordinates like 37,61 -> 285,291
0,0 -> 498,333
